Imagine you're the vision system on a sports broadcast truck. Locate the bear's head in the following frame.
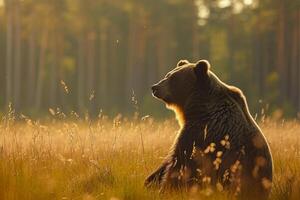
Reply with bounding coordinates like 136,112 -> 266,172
151,59 -> 212,125
151,59 -> 211,106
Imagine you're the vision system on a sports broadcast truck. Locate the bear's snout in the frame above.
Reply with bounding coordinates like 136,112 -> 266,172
151,80 -> 170,101
151,78 -> 173,103
151,84 -> 161,98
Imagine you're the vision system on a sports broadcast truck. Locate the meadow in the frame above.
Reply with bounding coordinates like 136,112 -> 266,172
0,109 -> 300,200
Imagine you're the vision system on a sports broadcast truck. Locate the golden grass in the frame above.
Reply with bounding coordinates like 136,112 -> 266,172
0,113 -> 299,200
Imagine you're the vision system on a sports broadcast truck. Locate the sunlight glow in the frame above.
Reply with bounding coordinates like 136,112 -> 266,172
244,0 -> 253,6
218,0 -> 231,8
233,1 -> 244,14
0,0 -> 3,7
195,0 -> 210,19
195,0 -> 210,26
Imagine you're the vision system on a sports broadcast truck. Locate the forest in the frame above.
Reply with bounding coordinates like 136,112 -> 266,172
1,1 -> 300,200
0,0 -> 299,118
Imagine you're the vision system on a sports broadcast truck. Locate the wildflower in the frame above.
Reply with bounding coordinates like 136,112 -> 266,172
196,168 -> 202,176
231,160 -> 241,173
262,178 -> 272,189
216,151 -> 223,157
256,156 -> 267,167
202,176 -> 211,184
220,134 -> 230,149
216,182 -> 224,192
49,108 -> 56,116
204,143 -> 216,153
141,115 -> 150,121
60,80 -> 69,94
201,187 -> 213,196
89,91 -> 95,101
223,169 -> 230,182
213,157 -> 222,170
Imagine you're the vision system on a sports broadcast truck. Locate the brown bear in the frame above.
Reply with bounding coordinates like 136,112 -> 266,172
145,59 -> 273,199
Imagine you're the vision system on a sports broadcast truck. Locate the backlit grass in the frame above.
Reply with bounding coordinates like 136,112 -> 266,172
0,112 -> 299,200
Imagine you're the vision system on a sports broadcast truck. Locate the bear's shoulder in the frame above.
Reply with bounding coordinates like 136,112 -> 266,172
226,85 -> 246,104
223,85 -> 254,123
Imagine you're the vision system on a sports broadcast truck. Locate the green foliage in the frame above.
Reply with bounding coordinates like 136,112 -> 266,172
0,0 -> 299,117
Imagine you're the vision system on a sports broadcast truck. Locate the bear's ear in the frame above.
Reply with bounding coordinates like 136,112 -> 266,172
194,60 -> 210,77
177,59 -> 189,67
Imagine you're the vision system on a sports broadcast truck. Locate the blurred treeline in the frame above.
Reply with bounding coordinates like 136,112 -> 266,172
0,0 -> 299,118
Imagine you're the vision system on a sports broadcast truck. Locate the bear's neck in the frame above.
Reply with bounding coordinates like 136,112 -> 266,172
167,100 -> 214,131
182,91 -> 218,125
181,91 -> 256,142
167,104 -> 186,128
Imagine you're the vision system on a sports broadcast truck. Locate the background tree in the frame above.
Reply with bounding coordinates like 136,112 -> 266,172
0,0 -> 299,118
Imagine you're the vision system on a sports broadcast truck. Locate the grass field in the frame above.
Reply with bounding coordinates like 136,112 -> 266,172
0,111 -> 300,200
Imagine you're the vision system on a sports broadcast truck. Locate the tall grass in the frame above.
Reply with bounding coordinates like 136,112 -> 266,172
0,110 -> 299,200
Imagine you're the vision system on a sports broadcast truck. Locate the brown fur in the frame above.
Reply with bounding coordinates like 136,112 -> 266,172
166,104 -> 185,129
146,59 -> 273,199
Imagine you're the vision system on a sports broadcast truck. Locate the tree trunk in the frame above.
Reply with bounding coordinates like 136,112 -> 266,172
262,35 -> 270,96
252,30 -> 260,95
108,26 -> 118,111
227,12 -> 235,79
298,10 -> 300,112
13,0 -> 21,111
277,1 -> 286,102
35,29 -> 49,110
192,6 -> 199,60
134,17 -> 147,98
257,36 -> 263,96
86,31 -> 96,114
5,0 -> 13,108
50,35 -> 58,108
99,22 -> 108,109
156,29 -> 167,77
126,13 -> 147,107
291,11 -> 298,109
126,15 -> 136,102
77,34 -> 85,113
27,29 -> 36,108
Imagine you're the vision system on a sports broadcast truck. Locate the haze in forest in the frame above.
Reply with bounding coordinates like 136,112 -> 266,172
0,0 -> 299,118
